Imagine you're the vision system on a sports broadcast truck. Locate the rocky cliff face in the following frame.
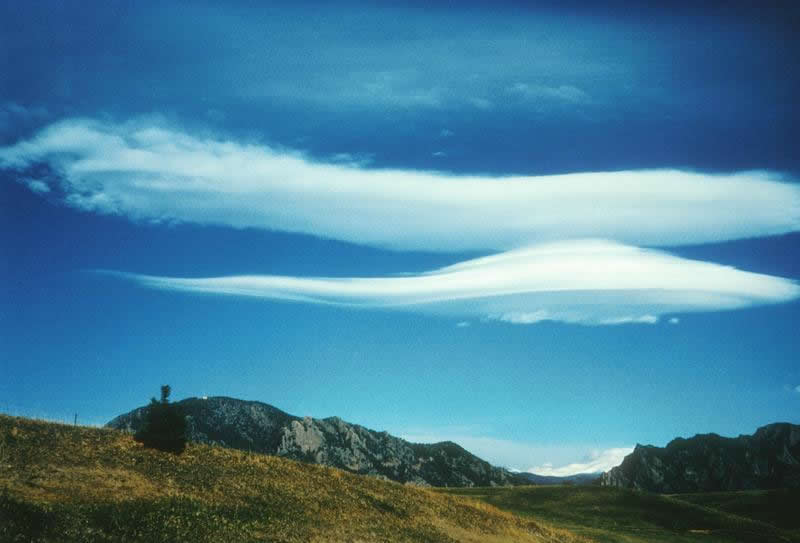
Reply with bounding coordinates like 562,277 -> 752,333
107,396 -> 517,487
601,422 -> 800,493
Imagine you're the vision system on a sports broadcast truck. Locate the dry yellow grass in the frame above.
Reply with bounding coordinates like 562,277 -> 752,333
0,415 -> 589,542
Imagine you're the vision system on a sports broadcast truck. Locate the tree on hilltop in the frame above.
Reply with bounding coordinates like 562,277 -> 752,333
134,385 -> 187,454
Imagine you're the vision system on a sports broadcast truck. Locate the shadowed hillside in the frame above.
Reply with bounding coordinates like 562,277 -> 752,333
0,415 -> 585,543
437,485 -> 800,543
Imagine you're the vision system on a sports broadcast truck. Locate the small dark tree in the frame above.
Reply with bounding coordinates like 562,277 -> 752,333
134,385 -> 187,454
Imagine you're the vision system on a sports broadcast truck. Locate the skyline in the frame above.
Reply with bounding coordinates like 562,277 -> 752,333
1,1 -> 799,475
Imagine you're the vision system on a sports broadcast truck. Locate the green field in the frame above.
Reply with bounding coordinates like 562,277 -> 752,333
437,485 -> 800,543
673,489 -> 800,535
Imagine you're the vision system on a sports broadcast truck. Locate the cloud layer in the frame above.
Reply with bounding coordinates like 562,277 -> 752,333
1,118 -> 799,252
529,447 -> 633,476
101,240 -> 800,325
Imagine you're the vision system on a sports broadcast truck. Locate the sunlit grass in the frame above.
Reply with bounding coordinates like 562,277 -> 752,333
0,415 -> 588,542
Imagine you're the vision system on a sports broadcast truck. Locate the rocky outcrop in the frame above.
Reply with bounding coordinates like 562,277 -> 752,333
107,396 -> 518,487
601,422 -> 800,493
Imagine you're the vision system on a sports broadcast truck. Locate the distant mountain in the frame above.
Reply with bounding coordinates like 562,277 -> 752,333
106,396 -> 518,488
601,422 -> 800,493
516,472 -> 601,486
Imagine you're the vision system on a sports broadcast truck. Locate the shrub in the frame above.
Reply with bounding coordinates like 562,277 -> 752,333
134,385 -> 187,454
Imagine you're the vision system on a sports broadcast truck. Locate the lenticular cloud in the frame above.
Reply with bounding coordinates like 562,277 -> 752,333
1,118 -> 799,251
5,118 -> 800,324
104,240 -> 800,325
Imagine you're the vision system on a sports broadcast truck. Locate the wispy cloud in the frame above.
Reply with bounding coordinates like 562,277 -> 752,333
529,447 -> 633,476
0,102 -> 48,121
507,83 -> 591,104
467,97 -> 493,110
99,240 -> 800,326
24,179 -> 51,194
1,118 -> 798,252
0,102 -> 49,135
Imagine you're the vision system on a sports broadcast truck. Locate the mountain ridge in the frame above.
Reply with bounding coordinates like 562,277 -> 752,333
601,422 -> 800,493
106,395 -> 519,488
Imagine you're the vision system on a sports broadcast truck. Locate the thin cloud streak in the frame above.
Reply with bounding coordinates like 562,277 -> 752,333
1,118 -> 799,251
99,240 -> 800,326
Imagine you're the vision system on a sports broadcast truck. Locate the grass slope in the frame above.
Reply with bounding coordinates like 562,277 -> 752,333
672,489 -> 800,539
437,485 -> 800,543
0,415 -> 586,543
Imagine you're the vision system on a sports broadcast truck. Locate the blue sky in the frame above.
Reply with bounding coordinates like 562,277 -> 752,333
1,1 -> 799,475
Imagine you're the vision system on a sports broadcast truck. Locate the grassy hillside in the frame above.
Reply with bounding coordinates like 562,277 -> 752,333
672,489 -> 800,538
437,485 -> 800,543
0,415 -> 586,543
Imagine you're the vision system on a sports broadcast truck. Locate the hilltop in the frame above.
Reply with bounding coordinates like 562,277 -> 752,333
107,396 -> 518,487
0,414 -> 585,543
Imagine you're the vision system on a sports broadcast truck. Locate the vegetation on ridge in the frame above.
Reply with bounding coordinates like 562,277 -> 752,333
133,385 -> 187,455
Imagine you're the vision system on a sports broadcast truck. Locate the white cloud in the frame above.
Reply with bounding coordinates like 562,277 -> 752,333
1,119 -> 797,252
528,447 -> 633,476
456,321 -> 471,328
100,239 -> 800,326
669,317 -> 680,324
